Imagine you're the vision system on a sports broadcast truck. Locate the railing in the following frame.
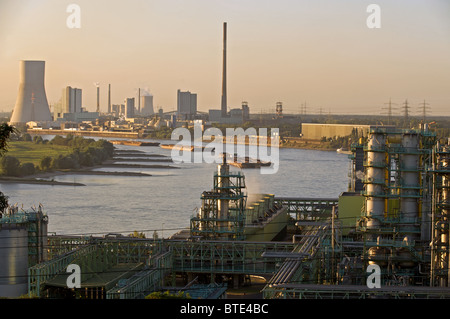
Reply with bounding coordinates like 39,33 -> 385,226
106,251 -> 172,299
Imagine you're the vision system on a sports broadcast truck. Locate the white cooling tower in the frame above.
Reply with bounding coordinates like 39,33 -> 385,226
9,60 -> 52,124
141,94 -> 154,116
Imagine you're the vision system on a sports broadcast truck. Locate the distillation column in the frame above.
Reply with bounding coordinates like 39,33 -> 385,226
364,130 -> 387,237
432,144 -> 450,286
217,157 -> 230,238
363,130 -> 391,269
442,147 -> 450,286
399,132 -> 421,242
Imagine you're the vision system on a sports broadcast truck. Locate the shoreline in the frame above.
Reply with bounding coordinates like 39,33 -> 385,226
28,129 -> 338,152
0,164 -> 154,186
0,176 -> 86,186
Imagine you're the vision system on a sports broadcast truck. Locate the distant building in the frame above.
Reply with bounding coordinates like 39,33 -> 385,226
54,86 -> 82,119
125,98 -> 135,118
112,104 -> 125,117
60,112 -> 99,123
177,90 -> 197,120
208,101 -> 250,124
242,101 -> 250,122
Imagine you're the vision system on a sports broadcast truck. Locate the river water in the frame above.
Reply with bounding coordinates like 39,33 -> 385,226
0,138 -> 350,238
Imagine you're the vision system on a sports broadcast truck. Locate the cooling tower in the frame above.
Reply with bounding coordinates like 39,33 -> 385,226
141,94 -> 154,116
10,60 -> 52,124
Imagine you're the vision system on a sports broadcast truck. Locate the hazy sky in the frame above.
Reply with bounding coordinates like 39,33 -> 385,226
0,0 -> 449,116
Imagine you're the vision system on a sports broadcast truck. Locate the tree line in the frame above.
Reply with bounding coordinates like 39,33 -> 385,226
1,134 -> 114,177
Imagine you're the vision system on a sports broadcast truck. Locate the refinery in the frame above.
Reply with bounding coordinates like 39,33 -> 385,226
1,7 -> 449,303
0,124 -> 449,299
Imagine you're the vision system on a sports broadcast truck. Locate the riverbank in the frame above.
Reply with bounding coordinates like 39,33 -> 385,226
27,129 -> 337,151
0,160 -> 162,186
0,175 -> 86,186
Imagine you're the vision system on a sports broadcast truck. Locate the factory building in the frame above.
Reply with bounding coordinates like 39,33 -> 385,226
53,86 -> 82,119
209,102 -> 250,124
177,90 -> 197,120
112,104 -> 125,117
124,98 -> 135,119
9,60 -> 52,125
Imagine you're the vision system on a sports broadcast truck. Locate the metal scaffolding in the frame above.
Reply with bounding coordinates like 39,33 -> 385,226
190,158 -> 247,240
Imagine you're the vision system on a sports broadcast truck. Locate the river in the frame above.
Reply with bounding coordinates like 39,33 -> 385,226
0,138 -> 350,238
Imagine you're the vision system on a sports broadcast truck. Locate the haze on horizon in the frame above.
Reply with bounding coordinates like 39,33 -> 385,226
0,0 -> 449,116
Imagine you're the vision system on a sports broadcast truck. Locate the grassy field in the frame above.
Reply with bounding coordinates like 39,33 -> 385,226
4,141 -> 72,167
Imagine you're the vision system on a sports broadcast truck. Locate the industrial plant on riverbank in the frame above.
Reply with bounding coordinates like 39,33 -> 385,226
1,122 -> 449,299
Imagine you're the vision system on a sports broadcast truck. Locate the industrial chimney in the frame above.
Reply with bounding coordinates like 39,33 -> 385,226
9,60 -> 52,124
108,84 -> 111,114
221,22 -> 228,118
96,85 -> 100,113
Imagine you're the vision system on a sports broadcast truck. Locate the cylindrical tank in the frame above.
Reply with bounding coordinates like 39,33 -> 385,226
365,131 -> 386,233
438,147 -> 449,280
0,224 -> 29,298
399,132 -> 420,240
268,194 -> 275,209
245,207 -> 254,225
258,199 -> 266,218
253,203 -> 260,223
217,160 -> 230,236
10,60 -> 52,124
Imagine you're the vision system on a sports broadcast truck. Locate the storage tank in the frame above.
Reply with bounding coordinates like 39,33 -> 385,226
364,131 -> 387,233
252,203 -> 260,223
245,207 -> 254,225
399,132 -> 420,240
0,223 -> 29,297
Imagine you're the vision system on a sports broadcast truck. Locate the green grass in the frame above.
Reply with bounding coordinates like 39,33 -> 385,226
5,141 -> 72,167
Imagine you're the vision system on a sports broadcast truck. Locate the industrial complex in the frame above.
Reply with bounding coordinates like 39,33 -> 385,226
0,123 -> 449,299
2,20 -> 450,300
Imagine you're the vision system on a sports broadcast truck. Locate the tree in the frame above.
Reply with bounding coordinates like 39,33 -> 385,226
0,123 -> 16,211
40,156 -> 52,171
1,155 -> 21,176
33,135 -> 43,144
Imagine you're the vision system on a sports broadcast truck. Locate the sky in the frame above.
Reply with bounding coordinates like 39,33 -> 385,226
0,0 -> 449,116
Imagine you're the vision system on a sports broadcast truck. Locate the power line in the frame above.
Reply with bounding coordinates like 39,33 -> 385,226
419,99 -> 431,123
381,98 -> 397,125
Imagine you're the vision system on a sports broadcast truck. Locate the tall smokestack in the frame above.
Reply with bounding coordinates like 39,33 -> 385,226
221,22 -> 227,118
108,84 -> 111,114
96,86 -> 100,113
